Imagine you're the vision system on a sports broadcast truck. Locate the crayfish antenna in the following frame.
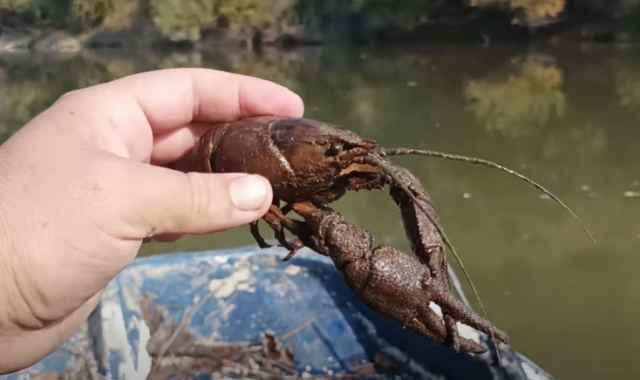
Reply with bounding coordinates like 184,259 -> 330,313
384,148 -> 597,245
364,156 -> 501,357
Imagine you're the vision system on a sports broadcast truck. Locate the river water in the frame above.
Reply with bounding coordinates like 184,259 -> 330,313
1,44 -> 638,379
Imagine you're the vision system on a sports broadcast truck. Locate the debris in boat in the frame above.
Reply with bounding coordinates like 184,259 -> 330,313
30,374 -> 60,380
285,265 -> 302,276
208,264 -> 252,299
142,296 -> 299,379
140,298 -> 394,379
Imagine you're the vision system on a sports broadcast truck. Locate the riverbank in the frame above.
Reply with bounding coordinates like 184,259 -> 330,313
2,18 -> 640,54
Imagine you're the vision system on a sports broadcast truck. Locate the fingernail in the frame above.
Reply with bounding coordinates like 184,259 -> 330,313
229,175 -> 269,211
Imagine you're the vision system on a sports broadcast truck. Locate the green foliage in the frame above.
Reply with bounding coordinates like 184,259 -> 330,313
149,0 -> 295,42
70,0 -> 136,28
465,57 -> 566,137
0,0 -> 39,12
150,0 -> 215,42
72,0 -> 104,23
71,0 -> 111,25
216,0 -> 278,27
470,0 -> 566,25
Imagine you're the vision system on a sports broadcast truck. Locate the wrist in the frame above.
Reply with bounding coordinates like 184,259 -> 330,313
0,165 -> 46,335
0,170 -> 51,374
0,170 -> 15,332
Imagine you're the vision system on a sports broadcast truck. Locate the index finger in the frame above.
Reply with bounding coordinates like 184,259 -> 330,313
52,68 -> 303,161
107,68 -> 304,132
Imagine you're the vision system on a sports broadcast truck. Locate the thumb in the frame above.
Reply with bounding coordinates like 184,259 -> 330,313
114,161 -> 273,238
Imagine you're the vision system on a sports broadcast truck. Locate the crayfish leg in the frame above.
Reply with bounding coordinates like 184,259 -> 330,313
426,244 -> 448,282
261,204 -> 306,261
280,203 -> 294,215
278,232 -> 304,261
250,221 -> 271,248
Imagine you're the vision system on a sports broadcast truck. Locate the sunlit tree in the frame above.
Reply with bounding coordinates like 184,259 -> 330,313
71,0 -> 138,28
71,0 -> 110,24
0,0 -> 39,12
150,0 -> 215,42
216,0 -> 280,27
470,0 -> 566,25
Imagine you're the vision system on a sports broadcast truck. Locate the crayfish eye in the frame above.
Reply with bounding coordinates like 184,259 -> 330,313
326,143 -> 343,157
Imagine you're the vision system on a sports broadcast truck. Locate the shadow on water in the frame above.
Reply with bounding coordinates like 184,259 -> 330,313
1,43 -> 639,380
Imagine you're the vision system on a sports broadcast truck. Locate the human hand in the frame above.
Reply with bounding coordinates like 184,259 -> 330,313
0,68 -> 303,373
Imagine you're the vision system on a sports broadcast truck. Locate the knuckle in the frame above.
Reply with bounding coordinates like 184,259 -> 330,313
58,88 -> 82,101
184,172 -> 213,219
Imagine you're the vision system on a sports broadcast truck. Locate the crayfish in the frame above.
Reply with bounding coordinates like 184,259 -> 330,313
173,116 -> 593,354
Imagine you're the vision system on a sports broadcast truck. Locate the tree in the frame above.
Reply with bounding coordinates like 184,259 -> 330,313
150,0 -> 215,42
216,0 -> 281,27
0,0 -> 39,13
71,0 -> 110,25
470,0 -> 566,25
70,0 -> 136,29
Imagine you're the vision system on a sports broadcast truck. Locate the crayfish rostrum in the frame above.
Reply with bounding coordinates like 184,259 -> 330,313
173,116 -> 592,354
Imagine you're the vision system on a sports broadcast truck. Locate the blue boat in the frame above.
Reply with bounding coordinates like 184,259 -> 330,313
2,247 -> 554,379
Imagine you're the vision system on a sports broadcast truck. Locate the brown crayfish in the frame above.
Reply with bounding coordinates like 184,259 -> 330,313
173,116 -> 593,354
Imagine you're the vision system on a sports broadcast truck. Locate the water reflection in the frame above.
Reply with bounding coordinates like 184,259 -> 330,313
465,55 -> 566,138
614,57 -> 640,116
0,45 -> 639,380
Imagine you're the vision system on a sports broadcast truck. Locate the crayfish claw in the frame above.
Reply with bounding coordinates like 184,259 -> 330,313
418,304 -> 488,353
459,337 -> 490,354
434,291 -> 509,345
275,223 -> 305,261
444,314 -> 461,352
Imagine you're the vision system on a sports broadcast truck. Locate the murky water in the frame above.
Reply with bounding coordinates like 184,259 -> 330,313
1,44 -> 638,380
